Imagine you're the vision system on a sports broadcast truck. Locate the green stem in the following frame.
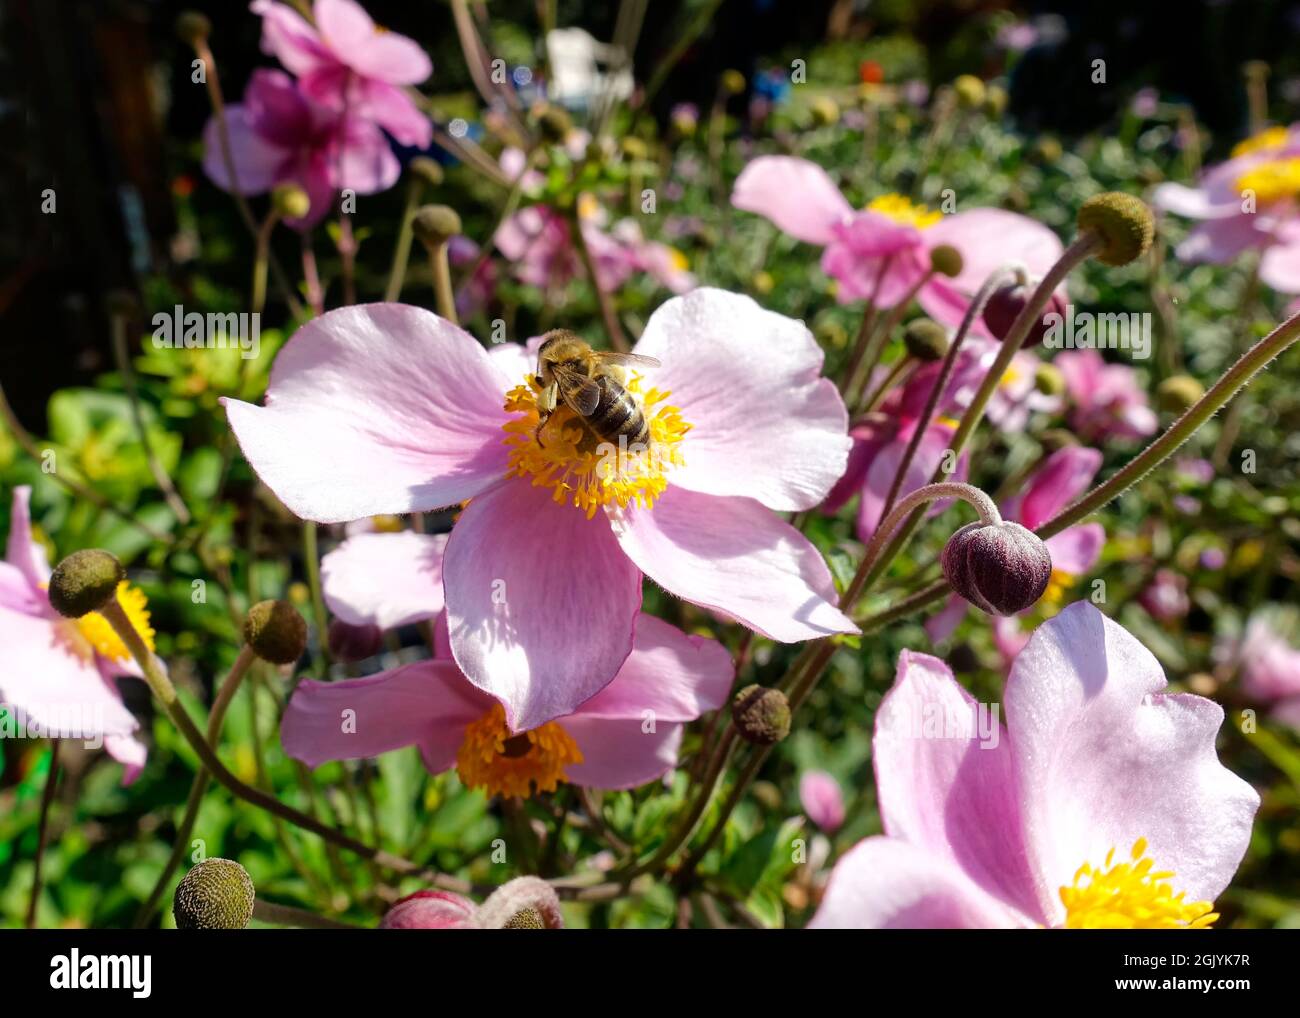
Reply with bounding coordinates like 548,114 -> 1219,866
384,177 -> 424,302
24,740 -> 60,929
302,521 -> 330,675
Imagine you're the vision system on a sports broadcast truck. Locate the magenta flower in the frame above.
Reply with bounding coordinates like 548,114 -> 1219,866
251,0 -> 432,148
811,602 -> 1259,928
381,877 -> 563,929
799,770 -> 845,833
1139,568 -> 1191,622
224,290 -> 855,732
0,487 -> 148,783
1221,615 -> 1300,729
1055,349 -> 1157,443
202,69 -> 399,229
731,156 -> 1064,331
1154,125 -> 1300,292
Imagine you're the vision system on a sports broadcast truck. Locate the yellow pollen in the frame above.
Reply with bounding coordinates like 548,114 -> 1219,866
456,703 -> 583,799
668,247 -> 689,272
74,581 -> 155,663
502,372 -> 691,519
1000,364 -> 1022,389
1230,125 -> 1290,158
1042,568 -> 1076,606
867,192 -> 943,229
1060,838 -> 1218,929
1235,157 -> 1300,204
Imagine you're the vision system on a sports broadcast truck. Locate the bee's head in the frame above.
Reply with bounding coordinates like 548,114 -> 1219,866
536,330 -> 587,379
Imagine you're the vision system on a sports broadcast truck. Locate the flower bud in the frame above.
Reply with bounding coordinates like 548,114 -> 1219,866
810,96 -> 840,126
731,684 -> 791,746
244,599 -> 307,665
620,136 -> 648,161
982,281 -> 1067,348
412,204 -> 462,250
929,244 -> 963,279
48,550 -> 125,618
175,11 -> 211,46
327,618 -> 383,662
1032,137 -> 1063,164
903,319 -> 950,362
1077,192 -> 1155,267
174,858 -> 255,930
1156,374 -> 1205,412
408,156 -> 444,188
941,520 -> 1052,616
271,183 -> 311,222
721,69 -> 746,95
503,908 -> 546,928
533,102 -> 572,143
984,84 -> 1008,118
953,74 -> 986,109
1034,362 -> 1066,396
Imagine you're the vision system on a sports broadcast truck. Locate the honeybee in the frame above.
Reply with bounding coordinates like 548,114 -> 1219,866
534,330 -> 661,449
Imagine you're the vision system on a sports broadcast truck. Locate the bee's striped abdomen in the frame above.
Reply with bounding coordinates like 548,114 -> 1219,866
591,375 -> 650,448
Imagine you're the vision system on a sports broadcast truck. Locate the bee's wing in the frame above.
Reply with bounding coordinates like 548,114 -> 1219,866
594,352 -> 662,370
553,365 -> 602,415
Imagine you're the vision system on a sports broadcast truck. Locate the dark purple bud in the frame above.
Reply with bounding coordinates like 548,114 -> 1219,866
982,282 -> 1067,348
327,618 -> 384,662
941,521 -> 1052,616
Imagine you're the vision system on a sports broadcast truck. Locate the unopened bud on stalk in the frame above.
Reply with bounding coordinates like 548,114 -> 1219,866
1157,374 -> 1205,412
903,319 -> 950,362
810,96 -> 840,126
941,520 -> 1053,617
732,684 -> 791,745
408,156 -> 444,188
983,281 -> 1067,348
175,11 -> 211,46
271,183 -> 311,222
1034,363 -> 1066,396
327,618 -> 383,662
953,74 -> 986,108
1077,192 -> 1155,266
48,550 -> 124,619
929,244 -> 963,279
244,599 -> 308,665
174,858 -> 255,930
412,205 -> 462,249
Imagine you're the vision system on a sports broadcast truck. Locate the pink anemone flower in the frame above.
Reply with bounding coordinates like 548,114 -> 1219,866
1055,349 -> 1157,443
1221,615 -> 1300,729
1153,125 -> 1300,292
224,289 -> 856,732
0,487 -> 149,783
731,155 -> 1064,333
202,68 -> 399,230
811,602 -> 1259,928
251,0 -> 433,148
381,877 -> 563,929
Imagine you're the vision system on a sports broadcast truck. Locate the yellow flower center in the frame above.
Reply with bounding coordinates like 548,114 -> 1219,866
1235,157 -> 1300,205
502,373 -> 691,519
456,703 -> 583,799
1230,125 -> 1290,158
73,581 -> 155,663
867,192 -> 943,229
1042,568 -> 1076,606
1060,838 -> 1218,929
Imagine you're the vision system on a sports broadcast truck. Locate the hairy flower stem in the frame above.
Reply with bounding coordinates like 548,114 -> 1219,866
133,645 -> 257,927
429,239 -> 459,325
856,355 -> 916,416
849,270 -> 936,411
383,176 -> 425,302
24,740 -> 60,929
455,148 -> 541,292
251,899 -> 364,929
838,256 -> 896,400
302,521 -> 331,675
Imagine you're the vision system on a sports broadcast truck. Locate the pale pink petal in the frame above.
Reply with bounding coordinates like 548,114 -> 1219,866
808,837 -> 1031,928
444,479 -> 641,733
1043,524 -> 1104,576
251,0 -> 331,77
610,486 -> 857,642
799,770 -> 845,832
104,731 -> 148,785
1177,215 -> 1270,264
857,422 -> 967,541
828,210 -> 927,258
923,593 -> 968,645
333,117 -> 402,193
874,650 -> 1043,921
1014,446 -> 1102,530
202,106 -> 288,196
730,156 -> 853,245
6,486 -> 50,587
223,304 -> 512,523
1260,234 -> 1300,294
281,660 -> 486,771
631,288 -> 851,511
381,889 -> 477,929
321,531 -> 447,629
1005,602 -> 1260,925
574,614 -> 732,722
355,80 -> 433,148
1152,181 -> 1240,220
562,717 -> 684,789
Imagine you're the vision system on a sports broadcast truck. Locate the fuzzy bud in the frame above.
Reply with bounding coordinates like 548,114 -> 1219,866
1156,374 -> 1205,412
271,183 -> 311,222
502,907 -> 546,929
1034,363 -> 1066,396
721,69 -> 746,95
952,74 -> 986,109
174,858 -> 255,930
941,520 -> 1053,617
982,281 -> 1067,348
903,319 -> 950,362
412,204 -> 462,250
1077,192 -> 1155,267
327,619 -> 384,662
48,550 -> 124,619
731,684 -> 791,746
408,156 -> 444,188
928,244 -> 963,279
175,11 -> 211,46
243,599 -> 307,665
810,96 -> 840,126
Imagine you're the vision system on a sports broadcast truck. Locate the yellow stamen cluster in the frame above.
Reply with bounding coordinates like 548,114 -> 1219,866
502,373 -> 691,519
1042,568 -> 1076,607
74,581 -> 155,663
1060,838 -> 1218,929
1236,156 -> 1300,205
456,703 -> 583,799
867,192 -> 943,229
1230,125 -> 1291,158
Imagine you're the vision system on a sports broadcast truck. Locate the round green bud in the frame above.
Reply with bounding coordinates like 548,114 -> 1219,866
1032,137 -> 1063,164
412,204 -> 462,250
903,319 -> 950,362
984,84 -> 1008,118
174,858 -> 255,930
953,74 -> 986,109
271,183 -> 311,222
503,907 -> 545,929
176,11 -> 211,46
731,684 -> 791,746
1034,362 -> 1066,396
1039,428 -> 1078,452
929,244 -> 964,279
408,156 -> 444,188
48,550 -> 124,619
721,69 -> 746,96
243,599 -> 307,665
1077,192 -> 1155,267
810,96 -> 840,127
620,136 -> 648,161
1157,374 -> 1205,412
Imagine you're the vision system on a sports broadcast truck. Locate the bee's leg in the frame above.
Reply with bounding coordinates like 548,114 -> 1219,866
534,410 -> 551,447
534,384 -> 559,447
